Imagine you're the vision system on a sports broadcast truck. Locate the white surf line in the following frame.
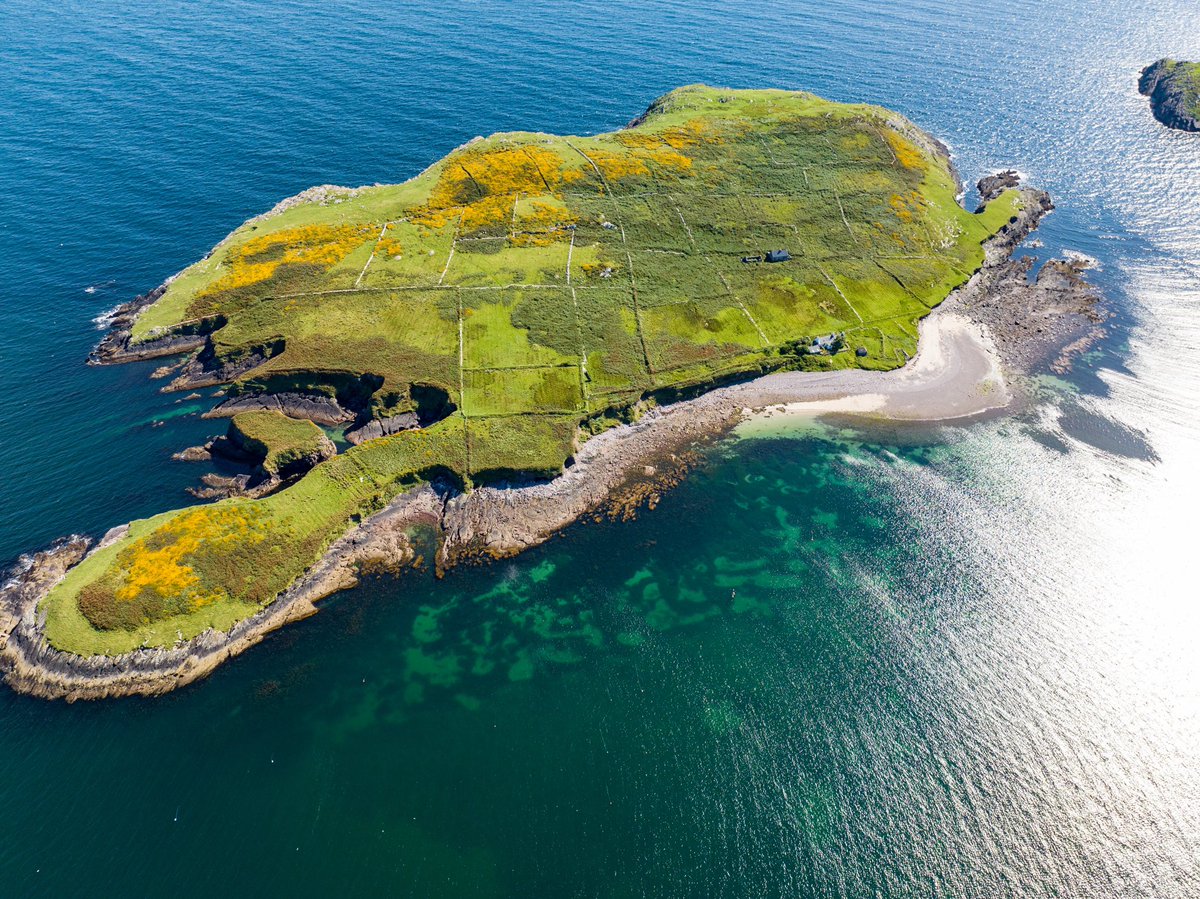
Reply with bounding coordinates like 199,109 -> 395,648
355,222 -> 392,289
818,267 -> 864,324
566,227 -> 575,285
718,272 -> 769,346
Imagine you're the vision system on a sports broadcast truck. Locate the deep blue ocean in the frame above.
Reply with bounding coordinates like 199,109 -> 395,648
2,1 -> 1199,895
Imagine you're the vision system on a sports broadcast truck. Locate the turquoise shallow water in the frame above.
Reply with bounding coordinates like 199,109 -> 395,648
2,0 -> 1200,895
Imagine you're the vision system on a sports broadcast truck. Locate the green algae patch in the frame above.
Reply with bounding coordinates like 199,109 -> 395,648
51,85 -> 1023,656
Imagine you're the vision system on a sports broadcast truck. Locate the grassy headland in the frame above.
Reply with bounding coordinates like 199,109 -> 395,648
45,85 -> 1023,655
228,411 -> 328,476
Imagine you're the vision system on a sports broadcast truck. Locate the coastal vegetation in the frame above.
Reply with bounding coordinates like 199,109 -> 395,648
43,86 -> 1023,656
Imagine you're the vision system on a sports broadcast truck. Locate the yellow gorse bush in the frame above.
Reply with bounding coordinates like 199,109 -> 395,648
412,137 -> 696,234
201,224 -> 375,297
376,233 -> 405,258
461,194 -> 516,232
882,129 -> 927,171
589,145 -> 693,182
114,505 -> 269,609
415,145 -> 575,230
520,199 -> 574,228
614,118 -> 716,151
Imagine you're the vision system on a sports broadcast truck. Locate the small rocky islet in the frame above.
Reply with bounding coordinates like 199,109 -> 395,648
1139,59 -> 1200,132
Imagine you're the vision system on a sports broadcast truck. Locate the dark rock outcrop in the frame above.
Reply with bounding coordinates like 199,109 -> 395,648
89,285 -> 209,364
1139,59 -> 1200,132
168,339 -> 283,391
204,392 -> 353,426
182,417 -> 338,499
172,445 -> 212,462
976,170 -> 1021,210
345,412 -> 419,445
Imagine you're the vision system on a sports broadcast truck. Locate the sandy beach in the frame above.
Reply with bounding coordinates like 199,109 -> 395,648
731,307 -> 1010,428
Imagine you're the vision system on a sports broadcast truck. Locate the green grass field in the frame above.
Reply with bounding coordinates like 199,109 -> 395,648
45,85 -> 1024,654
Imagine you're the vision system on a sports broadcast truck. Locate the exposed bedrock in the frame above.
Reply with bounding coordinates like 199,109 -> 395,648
204,391 -> 354,426
169,339 -> 284,390
957,182 -> 1105,375
976,170 -> 1021,210
345,412 -> 419,445
88,285 -> 210,364
181,417 -> 338,499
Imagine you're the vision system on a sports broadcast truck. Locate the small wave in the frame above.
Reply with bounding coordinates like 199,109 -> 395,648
83,279 -> 116,297
92,305 -> 122,329
1063,249 -> 1101,270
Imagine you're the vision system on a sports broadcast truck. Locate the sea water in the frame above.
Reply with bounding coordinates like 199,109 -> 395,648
1,0 -> 1198,895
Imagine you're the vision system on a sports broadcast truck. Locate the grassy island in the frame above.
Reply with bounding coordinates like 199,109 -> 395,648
45,85 -> 1023,655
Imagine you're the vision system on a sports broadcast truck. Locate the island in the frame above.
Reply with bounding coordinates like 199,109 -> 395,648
1139,59 -> 1200,132
0,86 -> 1103,699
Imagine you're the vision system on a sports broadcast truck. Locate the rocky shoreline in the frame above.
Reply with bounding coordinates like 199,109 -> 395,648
88,284 -> 210,365
0,179 -> 1106,701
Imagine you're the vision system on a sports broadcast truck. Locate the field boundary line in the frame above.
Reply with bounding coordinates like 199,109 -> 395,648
355,222 -> 391,289
818,267 -> 864,324
564,140 -> 654,377
718,272 -> 769,346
